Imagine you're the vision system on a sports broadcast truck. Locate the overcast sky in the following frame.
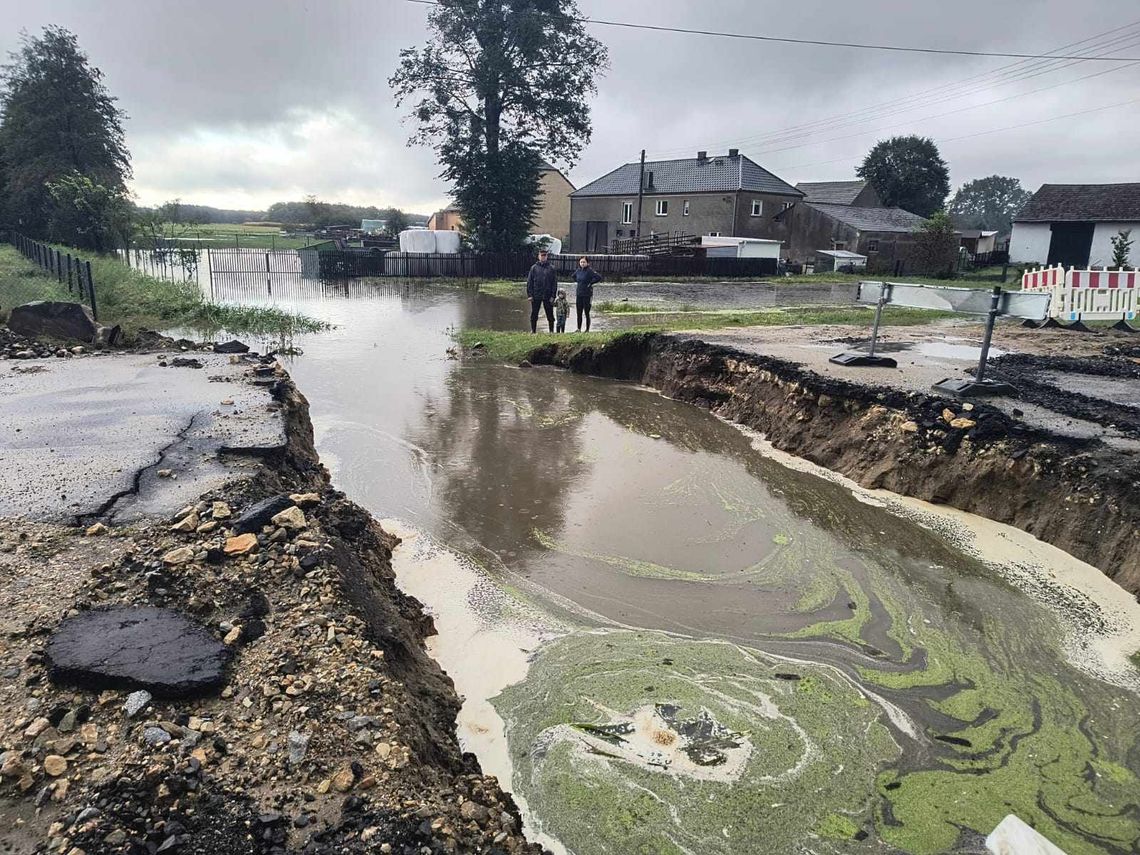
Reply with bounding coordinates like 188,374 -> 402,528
1,0 -> 1137,214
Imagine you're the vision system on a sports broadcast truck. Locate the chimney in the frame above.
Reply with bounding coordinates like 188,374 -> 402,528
728,148 -> 739,158
696,150 -> 708,162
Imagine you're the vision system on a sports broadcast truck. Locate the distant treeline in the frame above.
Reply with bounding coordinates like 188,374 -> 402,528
135,200 -> 429,230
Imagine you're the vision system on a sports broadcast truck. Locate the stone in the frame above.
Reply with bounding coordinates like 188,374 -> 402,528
43,755 -> 68,776
950,417 -> 977,429
233,495 -> 295,534
942,408 -> 957,423
212,339 -> 250,354
331,769 -> 355,792
222,626 -> 242,646
157,469 -> 174,479
460,801 -> 489,824
170,511 -> 200,533
24,717 -> 51,739
900,421 -> 919,433
985,814 -> 1067,855
143,726 -> 172,748
211,501 -> 232,520
7,301 -> 119,345
1,755 -> 28,778
46,607 -> 229,698
162,546 -> 195,565
85,523 -> 108,537
124,690 -> 152,718
287,731 -> 311,766
289,493 -> 320,507
224,533 -> 258,557
271,506 -> 306,530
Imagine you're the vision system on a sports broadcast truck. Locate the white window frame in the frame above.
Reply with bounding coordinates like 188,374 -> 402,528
683,200 -> 690,216
655,199 -> 669,217
621,201 -> 633,225
751,199 -> 764,217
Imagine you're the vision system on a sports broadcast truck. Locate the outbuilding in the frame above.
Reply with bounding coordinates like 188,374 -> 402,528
1009,183 -> 1140,268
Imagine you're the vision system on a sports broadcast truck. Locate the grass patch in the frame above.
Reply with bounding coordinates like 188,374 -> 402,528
457,304 -> 954,363
0,244 -> 327,337
136,222 -> 316,251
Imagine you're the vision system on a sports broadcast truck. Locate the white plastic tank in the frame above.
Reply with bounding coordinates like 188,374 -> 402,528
433,230 -> 462,255
527,234 -> 562,255
399,229 -> 437,254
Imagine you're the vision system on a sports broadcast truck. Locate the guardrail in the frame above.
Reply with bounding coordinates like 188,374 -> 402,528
1021,265 -> 1138,330
9,234 -> 98,320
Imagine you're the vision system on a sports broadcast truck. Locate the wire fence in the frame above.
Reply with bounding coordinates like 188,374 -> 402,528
10,234 -> 99,320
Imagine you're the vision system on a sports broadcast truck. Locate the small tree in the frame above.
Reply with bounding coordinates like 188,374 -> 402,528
912,211 -> 960,278
857,136 -> 950,218
1110,229 -> 1133,269
45,171 -> 131,251
384,208 -> 410,237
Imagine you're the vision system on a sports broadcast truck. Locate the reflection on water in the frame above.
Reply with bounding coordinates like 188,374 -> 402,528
195,281 -> 1138,855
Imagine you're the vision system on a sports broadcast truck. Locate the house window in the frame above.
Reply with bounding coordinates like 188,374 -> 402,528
616,229 -> 624,237
751,200 -> 764,217
655,200 -> 669,217
866,239 -> 880,252
782,202 -> 794,211
708,231 -> 721,237
683,200 -> 690,216
621,202 -> 633,224
832,241 -> 846,251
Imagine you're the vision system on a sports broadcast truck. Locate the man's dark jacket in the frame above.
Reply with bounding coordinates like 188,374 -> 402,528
526,261 -> 558,301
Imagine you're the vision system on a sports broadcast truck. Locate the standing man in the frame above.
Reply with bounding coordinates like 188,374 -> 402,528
526,249 -> 558,333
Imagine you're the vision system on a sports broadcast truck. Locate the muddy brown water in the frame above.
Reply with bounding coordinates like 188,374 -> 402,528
192,279 -> 1140,855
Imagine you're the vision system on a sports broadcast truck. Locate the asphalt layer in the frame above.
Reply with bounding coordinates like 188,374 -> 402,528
0,352 -> 285,523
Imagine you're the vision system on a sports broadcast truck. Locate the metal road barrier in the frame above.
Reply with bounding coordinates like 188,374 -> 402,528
830,281 -> 1052,398
1021,265 -> 1138,332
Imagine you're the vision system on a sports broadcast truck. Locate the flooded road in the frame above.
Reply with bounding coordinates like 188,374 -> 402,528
203,278 -> 1140,855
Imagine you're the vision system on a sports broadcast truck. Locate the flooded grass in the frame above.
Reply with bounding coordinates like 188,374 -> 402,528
0,245 -> 327,336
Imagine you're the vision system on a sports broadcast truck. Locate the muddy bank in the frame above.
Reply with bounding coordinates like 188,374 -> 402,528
0,346 -> 541,853
522,332 -> 1140,596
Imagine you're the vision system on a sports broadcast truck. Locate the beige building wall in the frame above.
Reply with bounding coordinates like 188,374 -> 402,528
532,168 -> 575,243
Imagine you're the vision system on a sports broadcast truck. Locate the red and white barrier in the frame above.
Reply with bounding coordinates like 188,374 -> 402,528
1021,265 -> 1138,322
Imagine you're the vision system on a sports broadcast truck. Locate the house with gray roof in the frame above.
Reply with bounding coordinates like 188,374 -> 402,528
1009,183 -> 1140,268
776,178 -> 929,268
795,180 -> 882,208
568,150 -> 803,252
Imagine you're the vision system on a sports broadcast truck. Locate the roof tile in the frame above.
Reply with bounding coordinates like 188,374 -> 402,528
804,203 -> 927,233
1015,184 -> 1140,223
572,154 -> 802,198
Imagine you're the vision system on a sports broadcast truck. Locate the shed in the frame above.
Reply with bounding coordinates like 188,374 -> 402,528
813,250 -> 867,272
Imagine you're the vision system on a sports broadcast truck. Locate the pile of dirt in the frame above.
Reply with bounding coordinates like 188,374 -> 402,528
522,332 -> 1140,597
0,369 -> 543,854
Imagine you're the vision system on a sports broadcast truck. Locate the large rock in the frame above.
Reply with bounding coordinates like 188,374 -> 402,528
213,339 -> 250,354
233,494 -> 295,534
46,607 -> 229,698
7,301 -> 120,345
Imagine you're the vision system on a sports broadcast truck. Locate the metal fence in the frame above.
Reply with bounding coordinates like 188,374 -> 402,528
9,234 -> 99,320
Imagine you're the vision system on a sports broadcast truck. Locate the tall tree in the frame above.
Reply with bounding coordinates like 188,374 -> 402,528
947,175 -> 1031,235
383,208 -> 410,237
45,171 -> 131,251
856,136 -> 949,218
391,0 -> 607,252
0,26 -> 130,237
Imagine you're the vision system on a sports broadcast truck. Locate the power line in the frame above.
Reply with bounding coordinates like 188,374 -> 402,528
647,22 -> 1140,158
771,96 -> 1140,173
404,0 -> 1140,61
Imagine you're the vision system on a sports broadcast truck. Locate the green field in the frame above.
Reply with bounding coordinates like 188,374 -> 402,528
0,244 -> 326,338
136,222 -> 317,251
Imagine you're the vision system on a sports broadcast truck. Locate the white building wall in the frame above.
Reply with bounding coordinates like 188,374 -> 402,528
1089,222 -> 1140,267
1009,223 -> 1052,265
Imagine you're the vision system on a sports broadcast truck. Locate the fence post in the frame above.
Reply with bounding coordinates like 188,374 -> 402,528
85,260 -> 97,321
56,250 -> 62,282
265,251 -> 272,294
67,254 -> 73,293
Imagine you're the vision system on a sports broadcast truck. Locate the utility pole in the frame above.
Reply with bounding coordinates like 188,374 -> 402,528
635,149 -> 646,245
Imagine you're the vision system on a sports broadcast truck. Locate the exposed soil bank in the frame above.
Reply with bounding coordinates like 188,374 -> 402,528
522,332 -> 1140,597
0,341 -> 542,854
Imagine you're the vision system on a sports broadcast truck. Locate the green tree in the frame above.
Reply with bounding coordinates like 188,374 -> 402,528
856,136 -> 949,218
383,208 -> 410,237
911,210 -> 959,278
0,27 -> 130,237
390,0 -> 607,251
1110,229 -> 1133,269
947,175 -> 1031,235
45,171 -> 131,251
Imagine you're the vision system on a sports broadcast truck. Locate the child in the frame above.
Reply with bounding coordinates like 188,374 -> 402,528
554,289 -> 569,333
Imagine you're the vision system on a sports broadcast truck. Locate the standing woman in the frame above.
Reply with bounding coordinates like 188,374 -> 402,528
574,256 -> 602,332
